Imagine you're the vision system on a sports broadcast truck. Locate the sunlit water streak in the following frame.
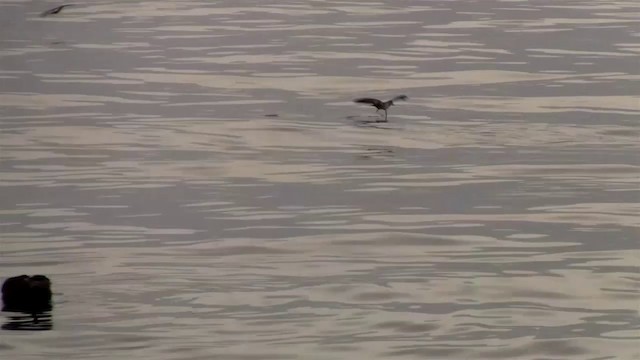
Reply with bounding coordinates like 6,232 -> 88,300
1,0 -> 638,359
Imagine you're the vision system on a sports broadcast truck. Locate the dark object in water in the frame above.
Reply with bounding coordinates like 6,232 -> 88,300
40,4 -> 74,17
354,95 -> 408,122
2,275 -> 52,312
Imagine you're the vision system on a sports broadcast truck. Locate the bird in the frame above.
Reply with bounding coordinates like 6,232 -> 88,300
40,4 -> 74,17
354,95 -> 408,122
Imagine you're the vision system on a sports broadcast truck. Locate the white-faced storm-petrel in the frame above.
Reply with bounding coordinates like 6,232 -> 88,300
354,95 -> 408,122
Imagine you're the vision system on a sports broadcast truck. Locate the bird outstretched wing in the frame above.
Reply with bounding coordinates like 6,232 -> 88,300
354,98 -> 383,107
41,4 -> 74,17
391,95 -> 408,102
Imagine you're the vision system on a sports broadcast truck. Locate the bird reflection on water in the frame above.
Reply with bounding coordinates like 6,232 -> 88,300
357,146 -> 395,160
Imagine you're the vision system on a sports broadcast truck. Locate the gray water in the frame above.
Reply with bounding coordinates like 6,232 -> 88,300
1,0 -> 639,359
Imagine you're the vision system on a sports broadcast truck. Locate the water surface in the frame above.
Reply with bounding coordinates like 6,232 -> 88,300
1,1 -> 639,359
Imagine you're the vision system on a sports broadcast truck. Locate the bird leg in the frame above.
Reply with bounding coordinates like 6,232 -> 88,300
377,109 -> 388,122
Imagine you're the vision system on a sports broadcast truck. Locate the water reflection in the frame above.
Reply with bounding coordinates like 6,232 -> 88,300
356,146 -> 395,160
2,311 -> 53,332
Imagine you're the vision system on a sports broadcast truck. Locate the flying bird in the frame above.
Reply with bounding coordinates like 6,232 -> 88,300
40,4 -> 74,17
354,95 -> 408,122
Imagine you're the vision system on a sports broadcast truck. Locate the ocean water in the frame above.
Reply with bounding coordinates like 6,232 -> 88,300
1,1 -> 638,359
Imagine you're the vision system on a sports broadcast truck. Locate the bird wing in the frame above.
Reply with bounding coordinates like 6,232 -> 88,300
391,95 -> 408,102
40,8 -> 55,16
41,4 -> 73,17
354,98 -> 383,107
